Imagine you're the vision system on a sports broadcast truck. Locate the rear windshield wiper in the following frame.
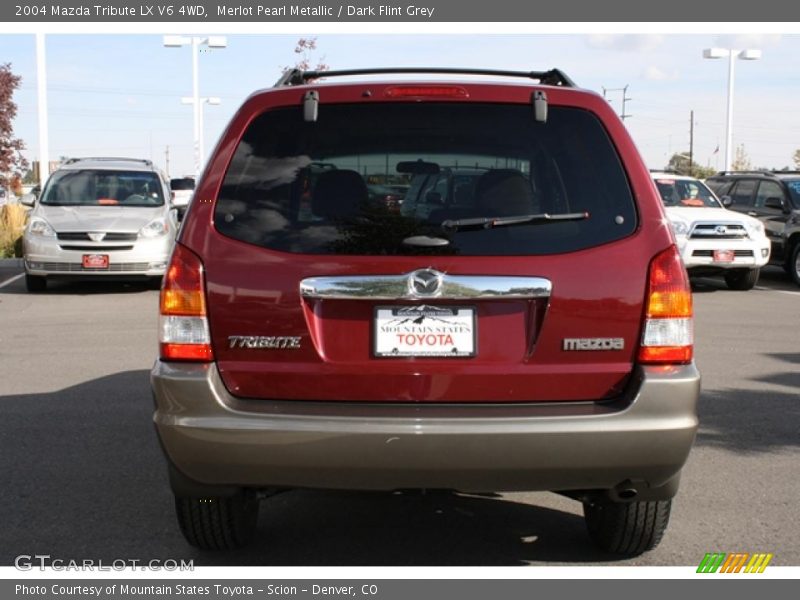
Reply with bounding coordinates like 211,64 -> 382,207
441,211 -> 589,233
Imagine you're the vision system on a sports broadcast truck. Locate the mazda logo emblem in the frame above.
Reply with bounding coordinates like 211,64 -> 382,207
409,269 -> 443,297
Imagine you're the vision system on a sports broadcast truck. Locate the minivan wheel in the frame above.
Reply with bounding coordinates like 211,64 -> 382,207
724,268 -> 759,291
25,274 -> 47,293
174,490 -> 259,550
583,498 -> 671,556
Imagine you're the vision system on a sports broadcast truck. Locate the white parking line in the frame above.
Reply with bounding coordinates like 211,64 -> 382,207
0,273 -> 24,289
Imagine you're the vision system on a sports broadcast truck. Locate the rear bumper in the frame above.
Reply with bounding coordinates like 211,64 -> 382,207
151,361 -> 700,496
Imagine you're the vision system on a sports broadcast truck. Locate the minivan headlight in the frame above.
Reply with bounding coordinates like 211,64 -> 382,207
28,217 -> 56,237
669,219 -> 689,237
139,218 -> 169,238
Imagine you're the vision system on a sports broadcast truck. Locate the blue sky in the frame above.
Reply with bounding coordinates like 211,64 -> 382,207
2,33 -> 798,178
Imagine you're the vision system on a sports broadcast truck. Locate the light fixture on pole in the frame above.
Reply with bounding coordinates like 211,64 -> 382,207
163,35 -> 227,179
702,47 -> 761,172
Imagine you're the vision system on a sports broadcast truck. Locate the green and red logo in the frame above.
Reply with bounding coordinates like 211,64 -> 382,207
697,552 -> 773,573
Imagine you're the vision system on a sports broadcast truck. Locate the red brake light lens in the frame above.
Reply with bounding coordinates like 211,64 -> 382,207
159,244 -> 213,362
384,86 -> 469,99
639,246 -> 694,365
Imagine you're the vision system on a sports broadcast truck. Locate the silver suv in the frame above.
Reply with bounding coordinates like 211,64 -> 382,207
22,157 -> 177,292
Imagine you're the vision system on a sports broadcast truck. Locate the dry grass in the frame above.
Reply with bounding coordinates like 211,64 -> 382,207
0,204 -> 28,258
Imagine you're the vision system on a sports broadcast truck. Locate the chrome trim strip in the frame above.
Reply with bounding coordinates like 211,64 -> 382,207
300,271 -> 552,300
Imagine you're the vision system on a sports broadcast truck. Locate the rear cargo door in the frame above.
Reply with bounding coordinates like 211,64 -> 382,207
203,100 -> 650,403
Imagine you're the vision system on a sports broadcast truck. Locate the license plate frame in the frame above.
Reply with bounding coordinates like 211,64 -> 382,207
373,305 -> 477,358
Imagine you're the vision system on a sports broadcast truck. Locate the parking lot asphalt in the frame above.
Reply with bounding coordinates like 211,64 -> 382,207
0,266 -> 798,567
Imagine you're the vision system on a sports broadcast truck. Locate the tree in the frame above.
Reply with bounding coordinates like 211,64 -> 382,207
793,149 -> 800,170
665,152 -> 715,179
731,144 -> 752,171
0,63 -> 28,188
282,37 -> 329,73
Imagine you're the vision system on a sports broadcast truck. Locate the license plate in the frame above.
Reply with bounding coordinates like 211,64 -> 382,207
82,254 -> 109,269
713,249 -> 735,263
374,306 -> 476,358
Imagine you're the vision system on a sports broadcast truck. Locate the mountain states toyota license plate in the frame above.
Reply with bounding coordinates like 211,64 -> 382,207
374,306 -> 476,358
82,254 -> 109,269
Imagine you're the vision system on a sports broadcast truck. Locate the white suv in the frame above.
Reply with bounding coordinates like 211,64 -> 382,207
651,172 -> 770,290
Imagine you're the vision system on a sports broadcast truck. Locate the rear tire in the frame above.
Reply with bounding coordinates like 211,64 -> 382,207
724,268 -> 759,291
583,498 -> 671,556
25,274 -> 46,293
174,490 -> 259,550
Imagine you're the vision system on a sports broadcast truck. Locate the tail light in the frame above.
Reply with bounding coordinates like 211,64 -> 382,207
159,243 -> 213,362
638,246 -> 693,364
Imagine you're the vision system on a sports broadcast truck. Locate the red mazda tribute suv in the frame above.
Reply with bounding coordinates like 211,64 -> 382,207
151,68 -> 700,555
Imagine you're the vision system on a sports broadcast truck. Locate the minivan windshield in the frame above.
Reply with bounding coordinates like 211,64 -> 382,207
41,170 -> 165,207
216,103 -> 637,256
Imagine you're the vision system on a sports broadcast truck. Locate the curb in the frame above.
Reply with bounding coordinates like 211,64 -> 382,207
0,258 -> 23,267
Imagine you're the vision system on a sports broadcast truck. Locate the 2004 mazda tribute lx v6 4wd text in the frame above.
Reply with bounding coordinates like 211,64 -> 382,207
150,67 -> 701,556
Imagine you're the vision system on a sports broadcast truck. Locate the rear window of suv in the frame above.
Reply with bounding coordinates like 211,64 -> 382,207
215,102 -> 637,255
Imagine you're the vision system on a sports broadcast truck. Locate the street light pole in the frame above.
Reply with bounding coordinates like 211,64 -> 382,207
191,37 -> 201,179
703,47 -> 761,172
35,33 -> 49,188
163,35 -> 227,179
725,51 -> 735,172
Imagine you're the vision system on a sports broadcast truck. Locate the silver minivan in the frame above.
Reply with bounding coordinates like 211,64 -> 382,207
22,157 -> 177,292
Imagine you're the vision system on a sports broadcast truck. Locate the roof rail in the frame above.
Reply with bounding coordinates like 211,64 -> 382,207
64,157 -> 153,166
712,170 -> 775,177
274,67 -> 577,88
650,169 -> 683,175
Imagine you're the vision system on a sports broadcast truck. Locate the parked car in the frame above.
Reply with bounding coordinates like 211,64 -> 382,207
151,67 -> 699,555
650,171 -> 770,290
367,183 -> 405,212
705,170 -> 800,286
169,177 -> 195,219
401,165 -> 486,220
22,157 -> 177,292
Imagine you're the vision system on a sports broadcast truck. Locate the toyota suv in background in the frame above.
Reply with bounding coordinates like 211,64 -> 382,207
22,157 -> 177,292
705,170 -> 800,286
651,171 -> 770,290
151,68 -> 700,555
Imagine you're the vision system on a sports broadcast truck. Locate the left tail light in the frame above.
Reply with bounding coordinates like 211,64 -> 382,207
638,245 -> 694,365
159,243 -> 213,362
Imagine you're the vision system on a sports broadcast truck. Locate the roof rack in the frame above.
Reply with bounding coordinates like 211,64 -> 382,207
712,170 -> 775,177
650,169 -> 683,175
274,67 -> 577,88
64,157 -> 153,166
